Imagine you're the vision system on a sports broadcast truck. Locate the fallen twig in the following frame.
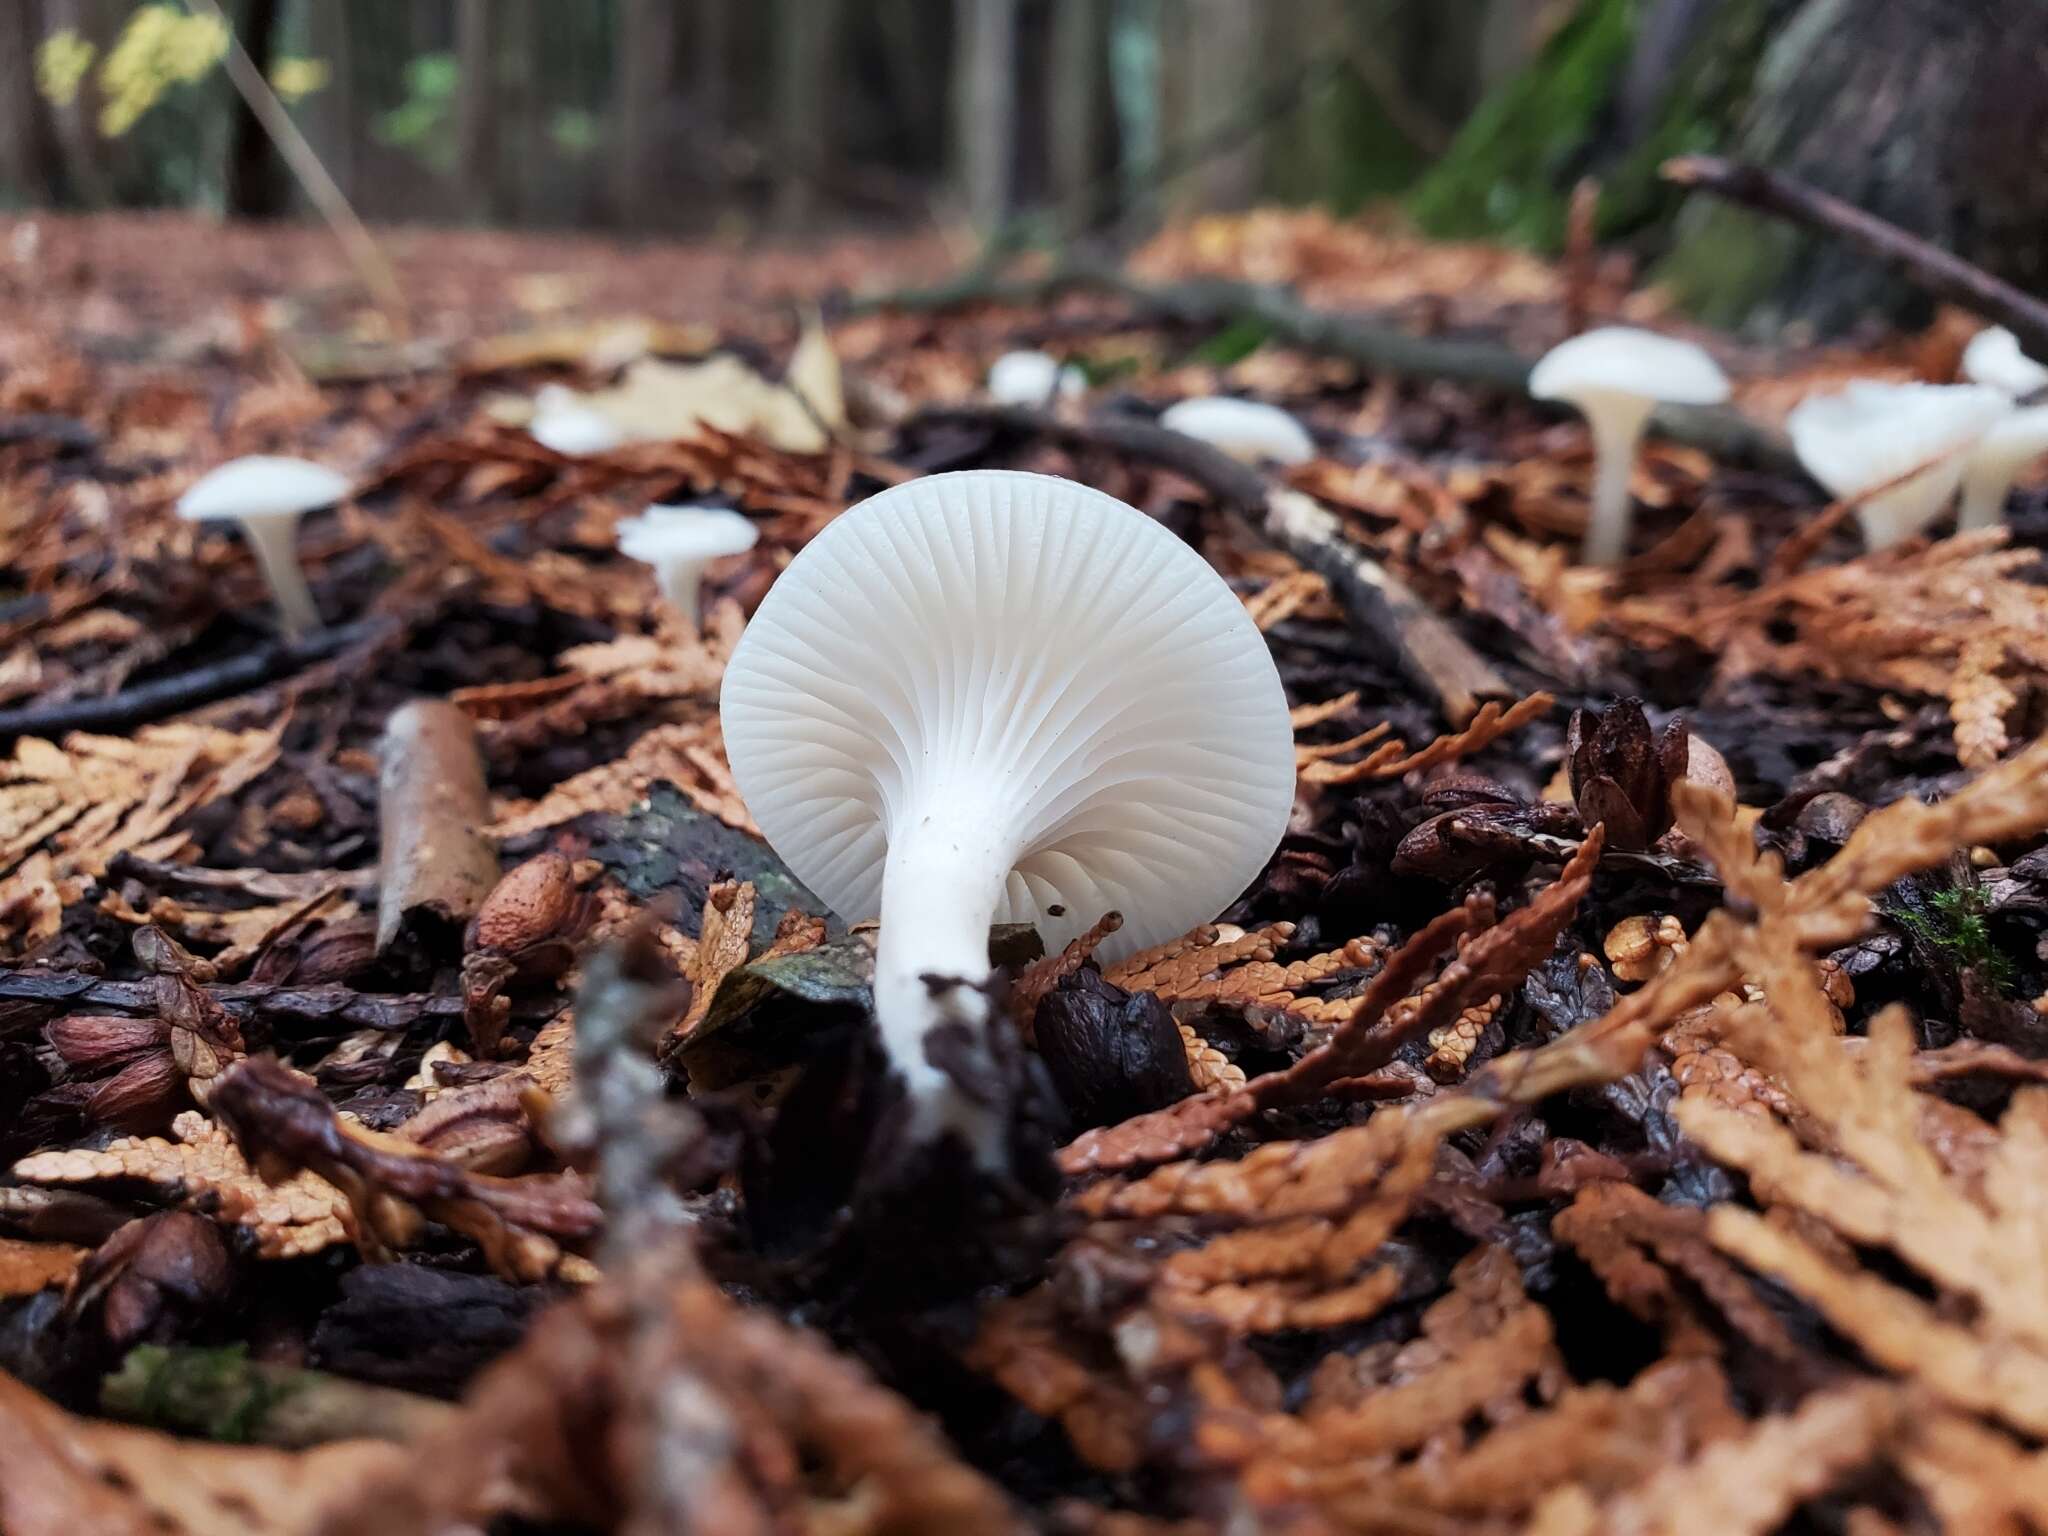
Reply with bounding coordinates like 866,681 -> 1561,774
866,261 -> 1793,468
102,1345 -> 454,1448
918,403 -> 1512,722
1664,155 -> 2048,364
375,700 -> 499,966
0,619 -> 385,743
0,972 -> 551,1035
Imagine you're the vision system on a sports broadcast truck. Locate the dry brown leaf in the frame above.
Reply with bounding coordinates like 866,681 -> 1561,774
490,719 -> 753,838
0,1367 -> 401,1536
674,879 -> 757,1040
0,1238 -> 87,1297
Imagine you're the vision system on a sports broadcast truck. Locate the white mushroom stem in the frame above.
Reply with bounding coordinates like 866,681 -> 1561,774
1958,408 -> 2048,532
1960,459 -> 2018,532
1580,394 -> 1656,567
872,791 -> 1018,1156
238,513 -> 319,636
650,559 -> 710,627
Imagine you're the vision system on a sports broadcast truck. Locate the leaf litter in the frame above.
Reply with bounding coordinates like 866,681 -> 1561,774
6,208 -> 2048,1534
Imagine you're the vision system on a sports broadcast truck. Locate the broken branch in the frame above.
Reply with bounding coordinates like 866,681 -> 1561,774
1664,155 -> 2048,364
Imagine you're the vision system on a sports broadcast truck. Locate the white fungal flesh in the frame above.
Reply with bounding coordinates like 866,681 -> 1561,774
1159,398 -> 1316,465
988,350 -> 1085,405
1787,381 -> 2011,549
531,386 -> 629,456
1527,328 -> 1730,566
720,470 -> 1295,1155
238,514 -> 320,636
616,505 -> 760,627
1962,326 -> 2048,398
1959,406 -> 2048,531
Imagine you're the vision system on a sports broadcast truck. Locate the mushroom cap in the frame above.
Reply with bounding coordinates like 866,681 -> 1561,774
988,350 -> 1084,405
1528,327 -> 1731,408
1962,326 -> 2048,397
530,386 -> 628,456
1159,397 -> 1316,465
616,504 -> 760,564
1788,381 -> 2011,497
720,469 -> 1295,962
177,456 -> 351,523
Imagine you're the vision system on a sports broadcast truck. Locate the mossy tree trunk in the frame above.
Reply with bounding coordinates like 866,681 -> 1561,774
1413,0 -> 2048,339
1664,0 -> 2048,337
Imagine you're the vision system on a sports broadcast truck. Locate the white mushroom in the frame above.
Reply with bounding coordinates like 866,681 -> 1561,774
1159,397 -> 1316,466
529,383 -> 628,457
720,469 -> 1295,1154
1962,326 -> 2048,398
1787,381 -> 2011,549
1527,327 -> 1731,566
987,350 -> 1085,406
176,455 -> 351,637
1959,406 -> 2048,531
616,505 -> 760,627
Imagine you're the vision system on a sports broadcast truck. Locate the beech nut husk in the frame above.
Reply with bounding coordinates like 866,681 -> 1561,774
469,853 -> 579,955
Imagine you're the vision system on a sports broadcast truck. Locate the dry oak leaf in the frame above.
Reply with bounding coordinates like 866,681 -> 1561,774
12,1111 -> 349,1259
0,1366 -> 401,1536
0,1237 -> 87,1297
673,878 -> 758,1041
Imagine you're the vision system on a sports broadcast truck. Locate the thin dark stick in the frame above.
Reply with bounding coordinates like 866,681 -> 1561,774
1663,155 -> 2048,363
0,618 -> 386,742
857,263 -> 1793,469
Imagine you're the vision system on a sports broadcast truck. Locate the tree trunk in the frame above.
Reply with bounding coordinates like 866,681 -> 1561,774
1050,0 -> 1106,233
0,0 -> 57,205
1183,0 -> 1262,212
224,0 -> 290,217
455,0 -> 497,221
694,0 -> 732,195
1665,0 -> 2047,338
1108,0 -> 1162,231
772,0 -> 841,229
307,0 -> 355,203
952,0 -> 1018,232
40,0 -> 108,206
612,0 -> 674,228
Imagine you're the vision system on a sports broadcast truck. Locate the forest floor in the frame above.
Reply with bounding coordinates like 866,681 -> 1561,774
4,206 -> 2048,1536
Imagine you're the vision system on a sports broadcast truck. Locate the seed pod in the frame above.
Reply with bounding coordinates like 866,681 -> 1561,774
470,852 -> 579,955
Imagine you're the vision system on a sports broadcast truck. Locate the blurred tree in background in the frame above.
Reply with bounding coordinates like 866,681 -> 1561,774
0,0 -> 2042,339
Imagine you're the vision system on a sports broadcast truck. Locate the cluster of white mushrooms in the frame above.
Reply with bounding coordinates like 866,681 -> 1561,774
1524,322 -> 2048,563
1786,328 -> 2048,549
180,313 -> 2047,1160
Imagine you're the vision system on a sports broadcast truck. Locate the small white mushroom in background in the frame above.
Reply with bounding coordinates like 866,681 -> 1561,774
1787,380 -> 2011,550
528,383 -> 628,457
1527,327 -> 1731,566
987,350 -> 1085,406
1958,406 -> 2048,531
1962,326 -> 2048,398
1159,397 -> 1316,466
176,455 -> 351,637
615,504 -> 760,627
720,469 -> 1295,1158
